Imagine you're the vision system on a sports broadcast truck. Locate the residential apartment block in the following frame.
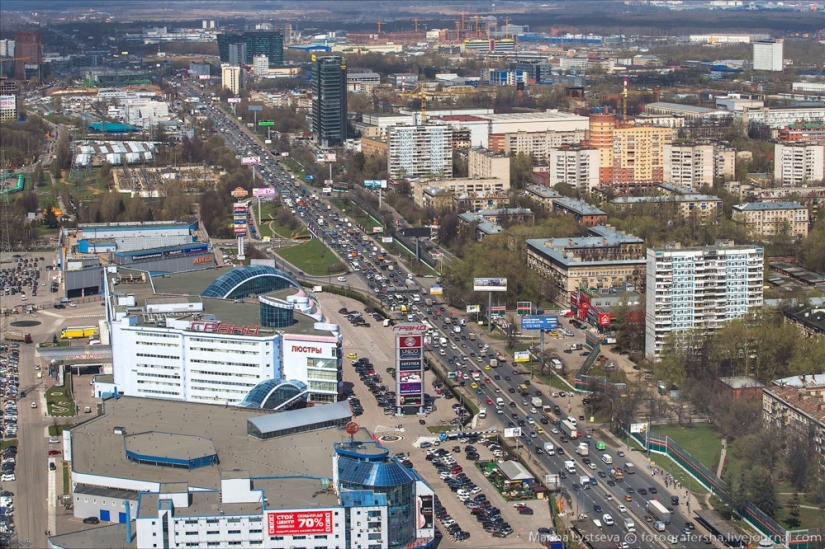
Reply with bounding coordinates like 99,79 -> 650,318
525,185 -> 562,209
644,244 -> 764,361
388,125 -> 453,180
763,375 -> 825,477
548,146 -> 600,193
468,148 -> 511,187
552,197 -> 608,226
732,201 -> 809,239
774,142 -> 825,186
414,177 -> 508,208
526,226 -> 646,297
663,143 -> 716,189
590,113 -> 672,193
610,194 -> 723,224
488,129 -> 588,159
220,64 -> 242,95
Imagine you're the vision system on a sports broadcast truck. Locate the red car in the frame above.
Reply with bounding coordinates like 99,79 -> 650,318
486,398 -> 493,405
48,450 -> 61,456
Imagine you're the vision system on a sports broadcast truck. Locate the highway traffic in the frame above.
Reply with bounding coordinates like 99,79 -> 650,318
181,79 -> 708,549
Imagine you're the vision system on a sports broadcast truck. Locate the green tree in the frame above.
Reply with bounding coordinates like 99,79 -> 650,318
43,206 -> 59,229
746,466 -> 780,518
509,152 -> 533,190
786,493 -> 802,529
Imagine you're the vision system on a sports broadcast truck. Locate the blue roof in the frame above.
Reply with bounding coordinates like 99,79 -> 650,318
201,265 -> 301,299
337,457 -> 417,488
88,122 -> 140,133
238,379 -> 308,410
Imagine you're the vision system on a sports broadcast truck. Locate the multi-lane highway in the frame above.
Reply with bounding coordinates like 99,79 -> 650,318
184,79 -> 705,548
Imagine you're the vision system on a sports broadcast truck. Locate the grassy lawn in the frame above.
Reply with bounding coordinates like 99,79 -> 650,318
427,425 -> 453,433
653,423 -> 723,472
276,238 -> 346,276
645,452 -> 711,497
0,439 -> 18,450
776,494 -> 825,530
48,424 -> 71,437
62,461 -> 70,495
45,382 -> 76,417
332,198 -> 382,228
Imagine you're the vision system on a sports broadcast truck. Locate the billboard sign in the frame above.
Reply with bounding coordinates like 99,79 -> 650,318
399,335 -> 422,348
598,313 -> 612,326
630,423 -> 648,434
234,227 -> 247,235
400,382 -> 423,395
399,360 -> 422,371
241,156 -> 261,165
399,395 -> 422,406
248,105 -> 263,112
392,324 -> 428,335
364,180 -> 388,189
382,237 -> 393,243
322,187 -> 332,194
514,351 -> 530,363
231,187 -> 249,199
398,348 -> 421,359
0,95 -> 15,110
267,510 -> 333,536
399,371 -> 422,383
474,278 -> 507,292
429,285 -> 443,296
227,97 -> 241,104
259,120 -> 275,126
198,74 -> 210,80
417,495 -> 434,530
503,427 -> 522,438
520,315 -> 560,331
253,187 -> 278,198
466,305 -> 480,314
316,152 -> 337,163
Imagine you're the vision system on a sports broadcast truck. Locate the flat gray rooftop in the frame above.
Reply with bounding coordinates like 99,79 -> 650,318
125,432 -> 216,462
151,268 -> 228,296
74,483 -> 140,501
253,477 -> 340,509
70,397 -> 371,490
248,400 -> 352,436
137,491 -> 263,519
48,523 -> 136,549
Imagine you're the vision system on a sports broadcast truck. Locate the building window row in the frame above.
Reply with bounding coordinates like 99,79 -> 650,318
189,358 -> 261,368
136,352 -> 181,361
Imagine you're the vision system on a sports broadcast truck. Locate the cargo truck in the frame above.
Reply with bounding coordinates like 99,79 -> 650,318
646,499 -> 671,524
575,443 -> 589,456
543,442 -> 555,455
518,384 -> 529,395
60,326 -> 99,339
564,460 -> 576,474
543,405 -> 554,415
468,333 -> 476,341
425,298 -> 433,307
610,467 -> 624,481
531,397 -> 543,408
560,420 -> 579,439
4,331 -> 32,344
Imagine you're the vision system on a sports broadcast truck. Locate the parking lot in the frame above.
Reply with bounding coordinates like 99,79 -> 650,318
320,294 -> 550,547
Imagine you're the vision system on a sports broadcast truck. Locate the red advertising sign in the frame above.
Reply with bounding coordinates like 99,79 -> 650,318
267,510 -> 333,536
399,335 -> 422,348
598,313 -> 612,327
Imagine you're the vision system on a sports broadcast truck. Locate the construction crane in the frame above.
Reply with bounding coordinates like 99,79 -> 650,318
377,19 -> 382,34
413,18 -> 419,33
401,84 -> 428,124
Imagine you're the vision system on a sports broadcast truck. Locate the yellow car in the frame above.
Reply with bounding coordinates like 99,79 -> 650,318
346,353 -> 358,359
483,364 -> 492,371
470,382 -> 478,390
537,428 -> 544,434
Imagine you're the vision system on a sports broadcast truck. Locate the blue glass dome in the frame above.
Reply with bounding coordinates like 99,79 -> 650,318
238,379 -> 308,410
201,265 -> 302,299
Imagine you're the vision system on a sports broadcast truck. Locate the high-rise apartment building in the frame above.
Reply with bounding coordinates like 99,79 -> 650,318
468,148 -> 510,187
753,38 -> 784,72
0,39 -> 14,58
774,142 -> 825,186
548,145 -> 600,193
220,64 -> 242,95
663,143 -> 716,189
590,113 -> 672,193
217,32 -> 283,67
312,55 -> 348,148
388,125 -> 453,180
227,42 -> 247,67
13,31 -> 40,81
645,244 -> 764,361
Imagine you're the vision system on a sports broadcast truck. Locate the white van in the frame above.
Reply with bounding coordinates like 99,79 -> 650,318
496,397 -> 505,407
601,454 -> 613,465
478,408 -> 487,419
337,276 -> 347,282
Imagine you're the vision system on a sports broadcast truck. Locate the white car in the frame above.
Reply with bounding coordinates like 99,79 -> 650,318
602,513 -> 614,526
0,474 -> 15,482
567,416 -> 577,425
617,504 -> 627,513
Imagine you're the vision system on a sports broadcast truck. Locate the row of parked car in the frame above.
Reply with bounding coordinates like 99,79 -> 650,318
1,346 -> 21,447
427,444 -> 516,539
0,474 -> 15,534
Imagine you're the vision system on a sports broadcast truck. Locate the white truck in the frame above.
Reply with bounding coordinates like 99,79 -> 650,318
576,443 -> 589,456
531,397 -> 543,408
646,499 -> 671,524
543,441 -> 555,455
564,460 -> 576,474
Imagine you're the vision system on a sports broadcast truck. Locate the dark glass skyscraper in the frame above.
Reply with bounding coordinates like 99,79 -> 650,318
216,32 -> 283,66
312,55 -> 348,148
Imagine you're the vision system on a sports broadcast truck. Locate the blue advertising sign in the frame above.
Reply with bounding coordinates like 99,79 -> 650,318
520,315 -> 560,331
305,175 -> 315,181
399,348 -> 422,359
